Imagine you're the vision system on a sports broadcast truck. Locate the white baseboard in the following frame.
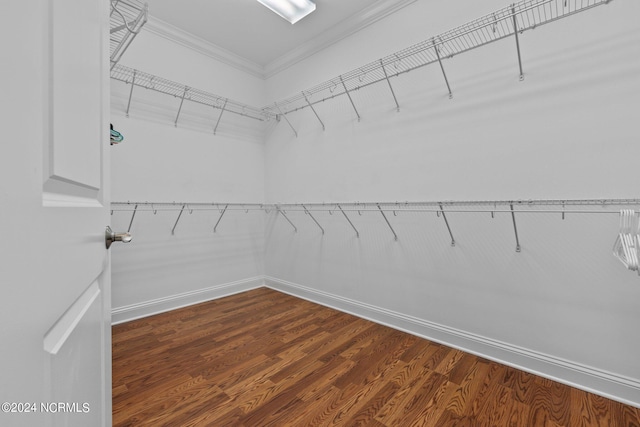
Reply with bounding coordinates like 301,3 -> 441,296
111,277 -> 265,325
265,276 -> 640,409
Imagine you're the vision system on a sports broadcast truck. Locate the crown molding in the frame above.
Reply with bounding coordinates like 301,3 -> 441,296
264,0 -> 418,78
143,17 -> 266,79
142,0 -> 416,80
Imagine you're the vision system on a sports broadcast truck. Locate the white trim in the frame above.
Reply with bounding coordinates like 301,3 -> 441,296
142,0 -> 418,80
264,0 -> 418,78
111,277 -> 264,325
44,281 -> 101,354
143,18 -> 265,78
264,276 -> 640,409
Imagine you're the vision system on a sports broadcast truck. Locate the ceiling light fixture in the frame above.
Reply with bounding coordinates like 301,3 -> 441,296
256,0 -> 316,24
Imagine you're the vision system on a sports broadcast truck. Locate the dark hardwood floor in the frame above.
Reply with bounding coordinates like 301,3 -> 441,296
112,287 -> 640,426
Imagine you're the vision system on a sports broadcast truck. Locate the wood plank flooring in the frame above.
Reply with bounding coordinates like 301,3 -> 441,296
112,288 -> 640,426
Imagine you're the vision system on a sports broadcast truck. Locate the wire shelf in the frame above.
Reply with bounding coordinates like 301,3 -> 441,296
111,199 -> 640,213
111,202 -> 269,212
264,0 -> 610,116
111,64 -> 276,122
111,199 -> 639,246
274,198 -> 640,214
110,0 -> 148,70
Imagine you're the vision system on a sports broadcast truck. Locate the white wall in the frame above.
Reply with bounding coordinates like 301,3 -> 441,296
110,30 -> 266,322
264,0 -> 640,406
119,28 -> 266,106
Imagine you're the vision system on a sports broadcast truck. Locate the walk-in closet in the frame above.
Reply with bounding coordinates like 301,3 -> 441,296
1,0 -> 639,425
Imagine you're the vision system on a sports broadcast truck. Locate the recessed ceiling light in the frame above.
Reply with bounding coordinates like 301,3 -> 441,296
256,0 -> 316,24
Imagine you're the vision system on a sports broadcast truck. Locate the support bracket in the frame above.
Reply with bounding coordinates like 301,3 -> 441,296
378,204 -> 398,241
439,203 -> 455,247
339,76 -> 361,122
213,204 -> 228,233
275,103 -> 298,137
174,87 -> 189,127
338,204 -> 359,238
510,203 -> 522,252
380,60 -> 400,112
171,204 -> 186,235
302,92 -> 325,131
278,208 -> 297,233
125,70 -> 136,117
302,204 -> 324,235
433,39 -> 453,99
127,204 -> 138,233
511,5 -> 525,81
213,98 -> 228,135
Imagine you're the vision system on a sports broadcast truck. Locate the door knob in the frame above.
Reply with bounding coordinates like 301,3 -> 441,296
105,226 -> 132,249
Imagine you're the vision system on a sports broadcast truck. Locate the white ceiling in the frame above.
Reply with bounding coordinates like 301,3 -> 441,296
144,0 -> 415,75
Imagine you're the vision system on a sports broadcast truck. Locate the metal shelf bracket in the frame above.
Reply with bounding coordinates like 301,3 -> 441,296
340,76 -> 361,122
510,203 -> 522,252
127,204 -> 138,233
214,204 -> 229,233
174,87 -> 189,127
125,70 -> 136,117
378,204 -> 398,241
439,203 -> 456,247
511,5 -> 525,81
213,98 -> 228,135
380,60 -> 400,112
433,38 -> 453,99
278,208 -> 297,233
302,204 -> 324,235
302,93 -> 325,131
171,204 -> 186,235
338,204 -> 359,238
276,103 -> 298,138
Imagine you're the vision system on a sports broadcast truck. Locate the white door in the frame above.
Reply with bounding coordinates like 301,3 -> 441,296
0,1 -> 112,426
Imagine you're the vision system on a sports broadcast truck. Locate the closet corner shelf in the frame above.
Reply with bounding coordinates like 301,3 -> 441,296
110,0 -> 148,70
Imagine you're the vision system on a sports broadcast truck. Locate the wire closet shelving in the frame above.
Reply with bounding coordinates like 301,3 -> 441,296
111,65 -> 276,128
110,0 -> 148,70
109,0 -> 612,133
111,199 -> 640,252
264,0 -> 612,126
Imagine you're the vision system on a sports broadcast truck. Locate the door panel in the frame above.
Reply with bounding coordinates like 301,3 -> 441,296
44,0 -> 108,208
44,279 -> 104,427
45,0 -> 103,197
0,0 -> 111,426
